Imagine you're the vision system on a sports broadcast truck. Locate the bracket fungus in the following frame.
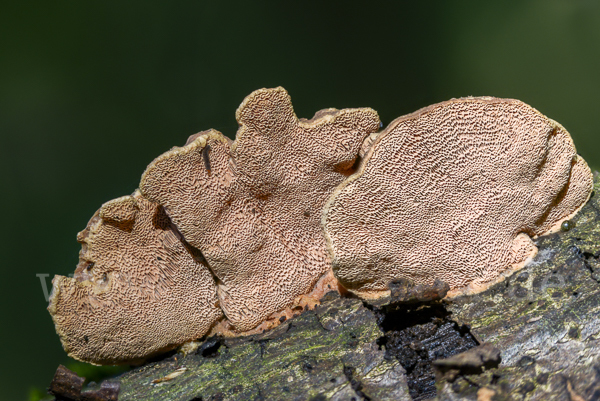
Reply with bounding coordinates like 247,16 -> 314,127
48,191 -> 222,365
49,89 -> 594,366
323,97 -> 593,299
140,87 -> 381,331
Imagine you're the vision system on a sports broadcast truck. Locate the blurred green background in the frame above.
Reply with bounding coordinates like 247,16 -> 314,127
1,1 -> 599,399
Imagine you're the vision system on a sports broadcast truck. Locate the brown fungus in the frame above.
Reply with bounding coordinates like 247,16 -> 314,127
140,87 -> 380,331
48,191 -> 222,365
323,97 -> 593,299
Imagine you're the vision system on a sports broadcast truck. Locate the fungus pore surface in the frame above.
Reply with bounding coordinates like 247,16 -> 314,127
140,87 -> 381,331
48,191 -> 222,365
323,97 -> 593,299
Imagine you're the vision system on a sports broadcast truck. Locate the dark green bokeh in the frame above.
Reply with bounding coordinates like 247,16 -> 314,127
1,1 -> 598,399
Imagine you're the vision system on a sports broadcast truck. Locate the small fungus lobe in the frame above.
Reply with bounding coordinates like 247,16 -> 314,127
48,191 -> 222,364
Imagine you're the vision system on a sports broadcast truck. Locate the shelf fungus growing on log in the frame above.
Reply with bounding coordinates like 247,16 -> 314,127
48,89 -> 593,366
140,87 -> 381,331
323,97 -> 593,299
48,191 -> 222,365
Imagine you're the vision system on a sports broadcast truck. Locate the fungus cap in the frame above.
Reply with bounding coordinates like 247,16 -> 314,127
140,87 -> 380,331
48,191 -> 222,365
323,97 -> 593,299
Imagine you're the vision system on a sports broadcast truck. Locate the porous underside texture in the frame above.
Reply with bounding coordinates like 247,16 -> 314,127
140,87 -> 380,331
324,97 -> 593,298
82,175 -> 600,400
48,191 -> 222,365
